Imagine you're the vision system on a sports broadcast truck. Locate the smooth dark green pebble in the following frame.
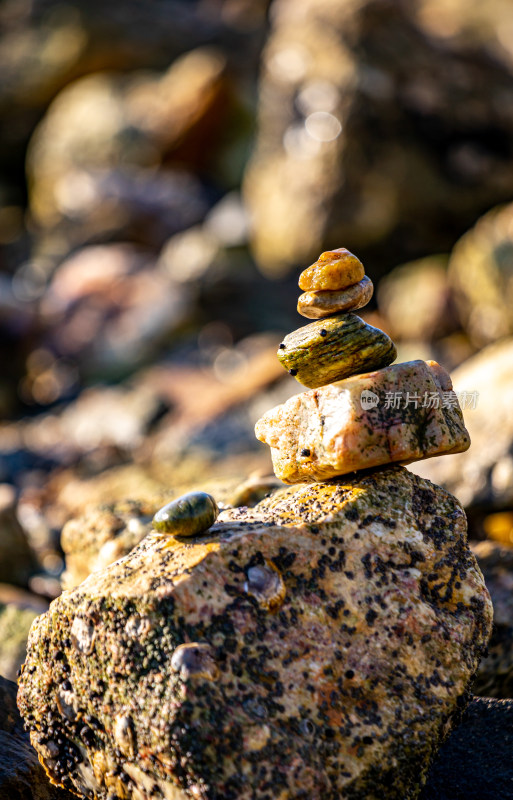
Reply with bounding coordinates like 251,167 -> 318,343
153,491 -> 219,537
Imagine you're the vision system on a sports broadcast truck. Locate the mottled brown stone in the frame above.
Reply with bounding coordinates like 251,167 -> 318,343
256,360 -> 470,483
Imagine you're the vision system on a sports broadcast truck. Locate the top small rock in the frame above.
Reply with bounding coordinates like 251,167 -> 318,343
298,247 -> 364,292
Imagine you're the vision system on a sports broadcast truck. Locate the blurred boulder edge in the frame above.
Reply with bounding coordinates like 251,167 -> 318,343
0,675 -> 78,799
244,0 -> 513,277
0,483 -> 38,586
0,0 -> 271,205
25,47 -> 254,247
471,542 -> 513,700
0,583 -> 48,682
377,255 -> 455,343
448,201 -> 513,347
410,337 -> 513,527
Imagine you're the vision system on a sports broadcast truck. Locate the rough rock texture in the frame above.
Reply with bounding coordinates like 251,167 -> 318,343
410,338 -> 513,512
277,313 -> 397,389
421,697 -> 513,800
256,360 -> 470,483
244,0 -> 513,276
472,541 -> 513,699
18,467 -> 491,800
0,675 -> 75,800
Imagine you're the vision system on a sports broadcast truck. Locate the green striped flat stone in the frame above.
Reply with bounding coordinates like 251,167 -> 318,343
277,313 -> 397,388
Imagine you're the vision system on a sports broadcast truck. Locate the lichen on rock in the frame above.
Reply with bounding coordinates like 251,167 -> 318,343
18,466 -> 491,800
256,360 -> 470,484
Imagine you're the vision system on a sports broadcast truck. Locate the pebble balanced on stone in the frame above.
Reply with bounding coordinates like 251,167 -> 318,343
256,246 -> 470,482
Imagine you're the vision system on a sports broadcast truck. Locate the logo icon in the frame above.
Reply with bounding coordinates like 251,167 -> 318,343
360,390 -> 379,410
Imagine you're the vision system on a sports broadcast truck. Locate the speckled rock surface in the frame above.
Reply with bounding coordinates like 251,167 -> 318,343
256,360 -> 470,484
276,313 -> 397,389
0,675 -> 75,800
471,541 -> 513,699
18,467 -> 491,800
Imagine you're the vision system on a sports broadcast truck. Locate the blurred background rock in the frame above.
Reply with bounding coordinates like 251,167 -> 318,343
1,0 -> 513,704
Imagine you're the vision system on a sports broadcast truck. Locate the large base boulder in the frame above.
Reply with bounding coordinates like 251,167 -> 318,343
471,541 -> 513,699
18,466 -> 491,800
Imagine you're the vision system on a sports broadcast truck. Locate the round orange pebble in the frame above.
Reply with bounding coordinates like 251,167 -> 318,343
298,247 -> 365,292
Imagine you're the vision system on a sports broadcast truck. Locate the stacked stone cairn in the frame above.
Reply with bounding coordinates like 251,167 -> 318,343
255,247 -> 471,483
16,247 -> 492,800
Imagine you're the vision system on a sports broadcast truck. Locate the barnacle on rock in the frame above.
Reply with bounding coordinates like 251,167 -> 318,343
244,560 -> 286,612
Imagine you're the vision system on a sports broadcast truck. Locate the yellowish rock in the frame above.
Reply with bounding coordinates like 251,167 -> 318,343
297,275 -> 373,319
298,247 -> 365,291
255,359 -> 471,483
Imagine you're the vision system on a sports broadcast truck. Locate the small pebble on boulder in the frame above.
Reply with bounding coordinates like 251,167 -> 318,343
152,491 -> 219,537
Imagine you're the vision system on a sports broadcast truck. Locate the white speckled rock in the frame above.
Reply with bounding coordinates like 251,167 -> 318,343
18,467 -> 491,800
255,360 -> 470,483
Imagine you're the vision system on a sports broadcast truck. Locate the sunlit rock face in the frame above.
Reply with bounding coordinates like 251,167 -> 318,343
256,360 -> 470,484
18,466 -> 491,800
244,0 -> 513,276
